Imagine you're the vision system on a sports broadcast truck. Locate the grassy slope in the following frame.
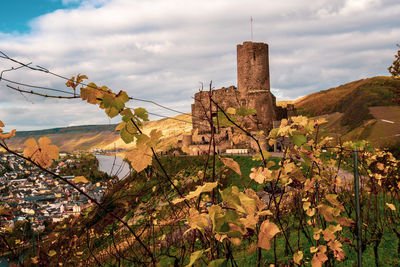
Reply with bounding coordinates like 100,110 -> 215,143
295,76 -> 400,129
294,76 -> 400,146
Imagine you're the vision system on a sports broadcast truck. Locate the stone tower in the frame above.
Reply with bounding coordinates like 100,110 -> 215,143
237,42 -> 270,94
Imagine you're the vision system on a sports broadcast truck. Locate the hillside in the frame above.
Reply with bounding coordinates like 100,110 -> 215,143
295,76 -> 400,129
6,114 -> 192,152
293,76 -> 400,148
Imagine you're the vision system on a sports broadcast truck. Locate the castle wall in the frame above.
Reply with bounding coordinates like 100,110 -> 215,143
188,41 -> 294,154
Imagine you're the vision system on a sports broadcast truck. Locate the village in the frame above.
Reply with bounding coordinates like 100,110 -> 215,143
0,152 -> 107,232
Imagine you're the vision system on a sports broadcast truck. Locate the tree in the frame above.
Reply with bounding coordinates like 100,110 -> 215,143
388,44 -> 400,79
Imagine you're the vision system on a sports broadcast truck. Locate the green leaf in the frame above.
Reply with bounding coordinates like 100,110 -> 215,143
292,134 -> 307,147
208,259 -> 227,267
120,127 -> 136,144
186,250 -> 204,267
134,107 -> 149,121
100,91 -> 130,118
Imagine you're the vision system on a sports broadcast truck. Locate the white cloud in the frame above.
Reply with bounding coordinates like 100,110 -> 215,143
0,0 -> 399,130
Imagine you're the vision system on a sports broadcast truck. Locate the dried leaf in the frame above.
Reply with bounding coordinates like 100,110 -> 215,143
250,167 -> 271,184
220,157 -> 241,176
386,203 -> 396,211
258,220 -> 280,250
127,144 -> 152,172
23,137 -> 59,168
187,208 -> 209,234
293,250 -> 303,265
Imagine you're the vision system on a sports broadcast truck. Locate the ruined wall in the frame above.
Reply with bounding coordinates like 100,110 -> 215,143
191,86 -> 241,133
237,42 -> 270,94
245,91 -> 276,131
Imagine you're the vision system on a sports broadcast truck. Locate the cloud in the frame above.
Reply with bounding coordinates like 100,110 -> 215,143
0,0 -> 399,130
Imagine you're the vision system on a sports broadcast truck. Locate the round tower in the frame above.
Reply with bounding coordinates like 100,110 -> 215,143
237,42 -> 270,94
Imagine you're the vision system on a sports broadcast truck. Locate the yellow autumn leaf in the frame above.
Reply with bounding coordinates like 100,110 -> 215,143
148,129 -> 162,147
74,176 -> 89,184
313,228 -> 322,240
23,137 -> 59,168
311,245 -> 328,267
220,157 -> 241,176
0,122 -> 16,140
335,216 -> 354,227
258,220 -> 280,250
250,167 -> 271,184
186,250 -> 204,267
172,182 -> 218,204
127,144 -> 152,172
187,208 -> 210,235
186,182 -> 218,200
306,208 -> 316,217
293,250 -> 303,265
386,203 -> 396,211
303,201 -> 311,211
327,240 -> 345,261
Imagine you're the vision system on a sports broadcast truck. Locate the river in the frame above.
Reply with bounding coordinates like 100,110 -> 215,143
95,154 -> 131,180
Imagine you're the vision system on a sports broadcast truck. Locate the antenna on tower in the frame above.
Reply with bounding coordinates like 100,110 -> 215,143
250,16 -> 253,41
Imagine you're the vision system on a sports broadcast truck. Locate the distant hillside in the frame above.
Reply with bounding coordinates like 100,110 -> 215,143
7,124 -> 119,152
295,76 -> 400,129
7,114 -> 192,152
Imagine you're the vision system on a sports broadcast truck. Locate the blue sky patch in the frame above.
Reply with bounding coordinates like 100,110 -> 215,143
0,0 -> 81,33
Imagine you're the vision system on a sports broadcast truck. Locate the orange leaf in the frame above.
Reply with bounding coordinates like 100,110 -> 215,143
258,220 -> 280,250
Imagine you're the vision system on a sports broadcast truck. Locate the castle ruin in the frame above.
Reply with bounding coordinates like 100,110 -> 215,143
180,41 -> 295,154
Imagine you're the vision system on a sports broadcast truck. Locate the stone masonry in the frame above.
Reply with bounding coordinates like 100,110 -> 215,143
180,42 -> 295,154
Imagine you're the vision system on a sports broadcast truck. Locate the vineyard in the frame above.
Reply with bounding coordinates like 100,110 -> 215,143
1,54 -> 400,267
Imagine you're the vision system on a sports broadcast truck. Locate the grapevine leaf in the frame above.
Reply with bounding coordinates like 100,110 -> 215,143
127,144 -> 152,172
148,129 -> 162,147
220,157 -> 241,176
386,203 -> 396,211
23,137 -> 59,168
186,250 -> 204,267
101,91 -> 129,118
185,182 -> 218,201
187,208 -> 210,234
327,240 -> 345,261
80,82 -> 105,104
258,220 -> 280,250
293,251 -> 303,265
134,107 -> 149,121
292,133 -> 307,147
249,167 -> 271,184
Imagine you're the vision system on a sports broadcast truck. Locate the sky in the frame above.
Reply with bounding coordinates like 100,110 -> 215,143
0,0 -> 399,131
